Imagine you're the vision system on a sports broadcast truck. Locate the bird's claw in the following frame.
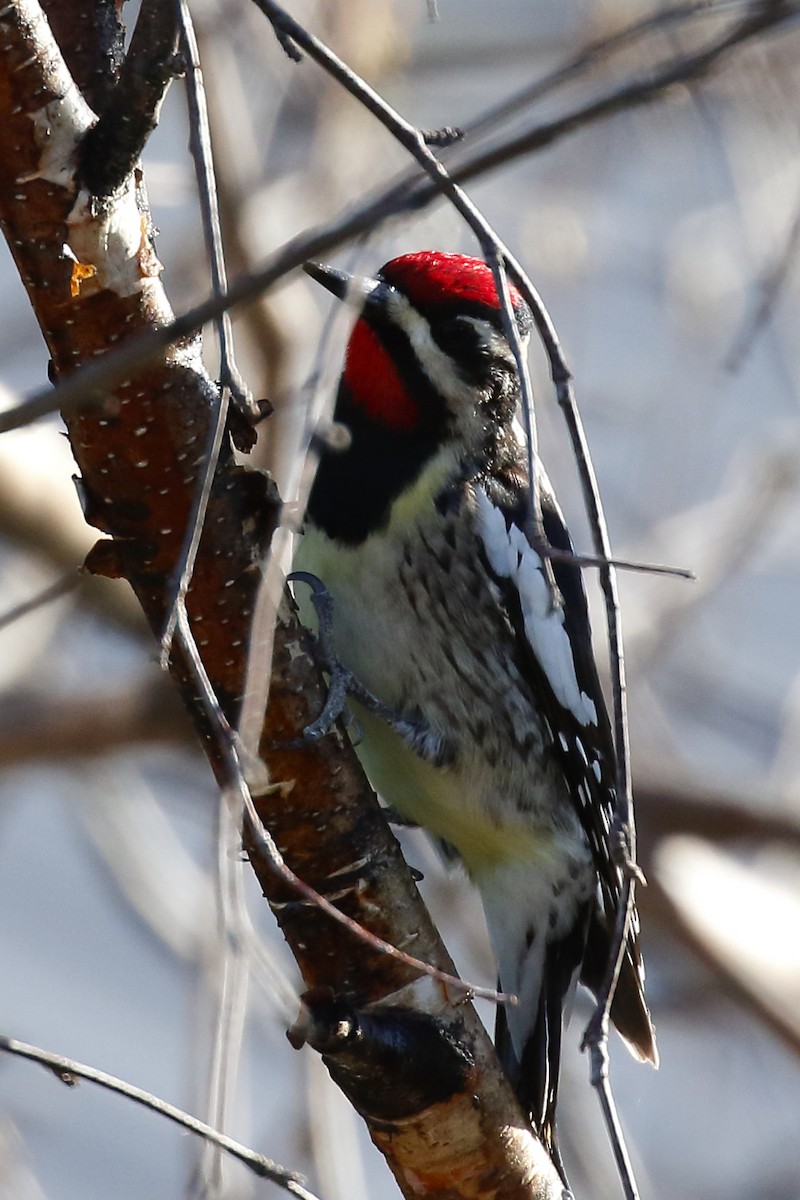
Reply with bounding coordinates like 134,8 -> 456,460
609,817 -> 646,884
289,573 -> 453,763
289,571 -> 391,742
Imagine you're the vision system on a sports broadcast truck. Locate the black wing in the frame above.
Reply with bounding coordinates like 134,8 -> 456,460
478,467 -> 656,1065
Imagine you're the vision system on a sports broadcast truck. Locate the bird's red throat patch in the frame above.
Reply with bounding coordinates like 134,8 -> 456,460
343,318 -> 420,432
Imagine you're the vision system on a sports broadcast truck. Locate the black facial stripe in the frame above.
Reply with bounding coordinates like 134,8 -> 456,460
431,316 -> 494,379
307,373 -> 443,546
377,273 -> 534,341
421,296 -> 518,332
306,285 -> 529,546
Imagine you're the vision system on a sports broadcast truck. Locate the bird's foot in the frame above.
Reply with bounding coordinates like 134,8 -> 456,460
288,571 -> 363,741
289,572 -> 456,767
289,571 -> 406,742
609,816 -> 647,885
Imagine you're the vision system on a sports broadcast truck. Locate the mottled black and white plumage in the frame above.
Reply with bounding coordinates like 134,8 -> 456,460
295,252 -> 657,1176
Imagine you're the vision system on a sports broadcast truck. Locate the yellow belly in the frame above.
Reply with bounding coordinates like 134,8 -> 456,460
353,702 -> 555,879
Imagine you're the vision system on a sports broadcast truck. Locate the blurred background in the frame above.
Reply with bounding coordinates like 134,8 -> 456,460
1,1 -> 800,1197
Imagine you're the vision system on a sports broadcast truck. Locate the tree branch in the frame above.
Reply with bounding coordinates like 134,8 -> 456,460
79,0 -> 181,197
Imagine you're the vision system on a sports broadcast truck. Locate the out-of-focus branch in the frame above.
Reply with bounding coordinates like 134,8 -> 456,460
0,573 -> 78,633
447,0 -> 800,185
725,185 -> 800,370
636,777 -> 800,854
465,0 -> 740,142
652,837 -> 800,1057
0,1034 -> 320,1199
0,678 -> 191,767
626,435 -> 799,669
631,775 -> 800,1057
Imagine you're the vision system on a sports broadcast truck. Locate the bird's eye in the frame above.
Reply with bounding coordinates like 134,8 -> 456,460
435,317 -> 487,359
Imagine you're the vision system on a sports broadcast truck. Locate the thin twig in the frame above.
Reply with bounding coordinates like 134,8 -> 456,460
546,546 -> 694,579
177,0 -> 252,411
0,571 -> 79,632
725,187 -> 800,370
0,1034 -> 320,1199
563,378 -> 639,1199
446,0 -> 800,188
464,0 -> 741,143
591,1039 -> 641,1200
193,791 -> 252,1197
159,0 -> 252,666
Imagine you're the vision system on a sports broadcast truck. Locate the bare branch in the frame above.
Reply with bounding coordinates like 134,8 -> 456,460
0,679 -> 190,768
465,0 -> 745,142
177,0 -> 252,409
0,1034 -> 321,1199
0,571 -> 78,632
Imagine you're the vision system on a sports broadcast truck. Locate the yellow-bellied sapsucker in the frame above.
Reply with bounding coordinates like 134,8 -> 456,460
294,251 -> 657,1175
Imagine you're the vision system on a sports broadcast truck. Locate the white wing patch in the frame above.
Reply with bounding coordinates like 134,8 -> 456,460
476,490 -> 598,727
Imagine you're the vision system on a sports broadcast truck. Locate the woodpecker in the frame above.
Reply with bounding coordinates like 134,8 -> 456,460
295,251 -> 657,1174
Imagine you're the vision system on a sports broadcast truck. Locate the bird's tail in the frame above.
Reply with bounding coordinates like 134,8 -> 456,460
581,904 -> 659,1067
494,922 -> 588,1186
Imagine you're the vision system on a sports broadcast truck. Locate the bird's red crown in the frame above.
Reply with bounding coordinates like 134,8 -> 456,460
380,251 -> 523,311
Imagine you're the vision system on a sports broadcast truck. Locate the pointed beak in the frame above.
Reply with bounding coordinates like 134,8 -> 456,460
303,261 -> 384,308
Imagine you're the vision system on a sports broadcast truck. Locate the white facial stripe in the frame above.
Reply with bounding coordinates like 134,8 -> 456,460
476,490 -> 599,728
383,289 -> 476,406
